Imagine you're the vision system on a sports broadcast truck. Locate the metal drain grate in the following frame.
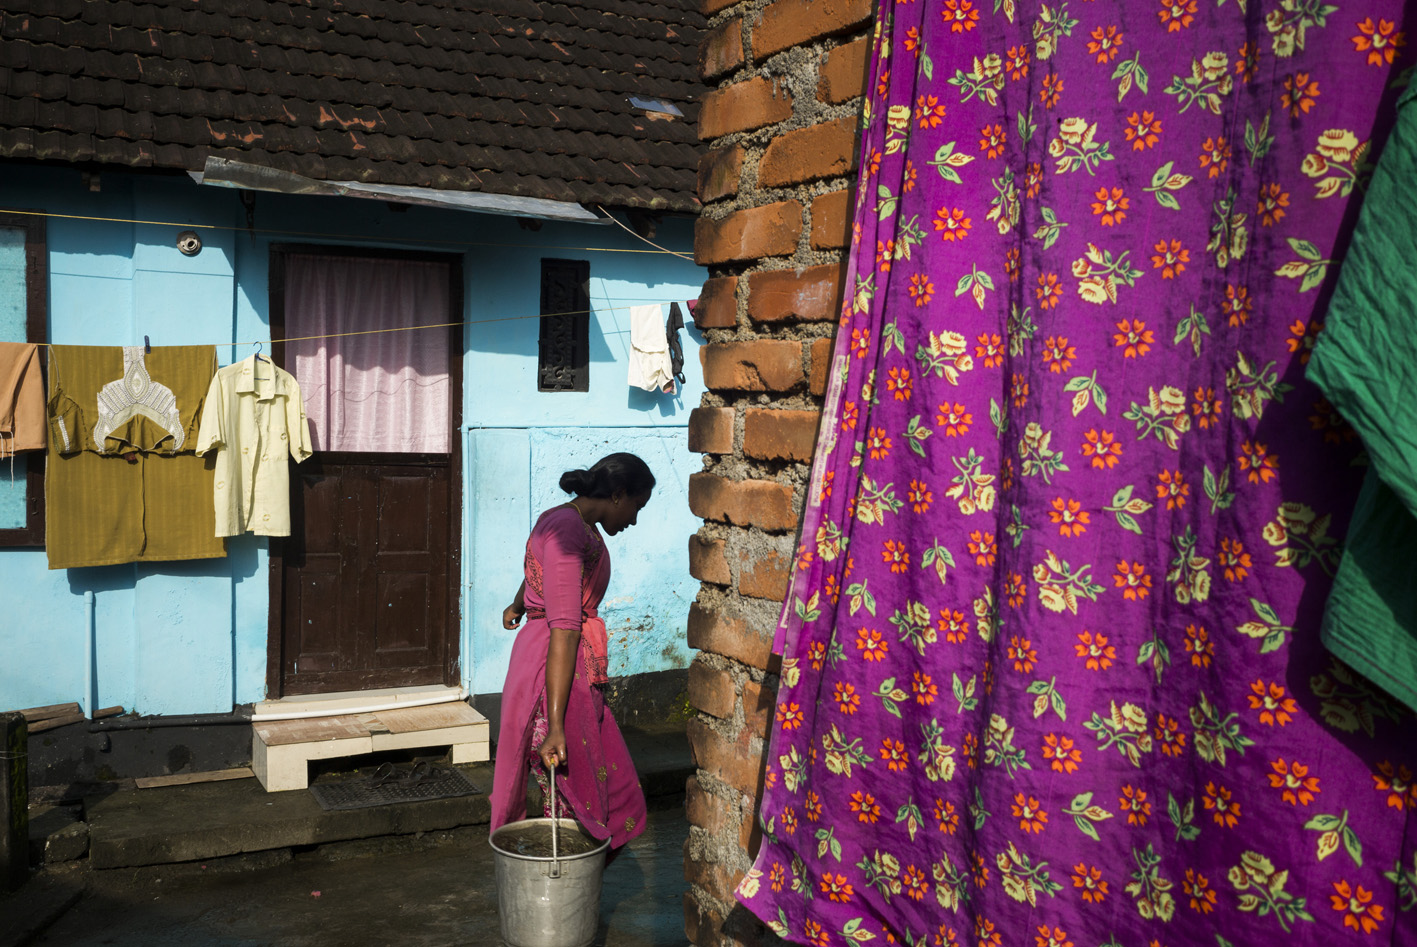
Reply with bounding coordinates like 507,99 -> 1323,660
309,767 -> 483,811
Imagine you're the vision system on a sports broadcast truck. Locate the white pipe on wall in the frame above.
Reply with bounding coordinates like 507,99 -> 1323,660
83,590 -> 95,719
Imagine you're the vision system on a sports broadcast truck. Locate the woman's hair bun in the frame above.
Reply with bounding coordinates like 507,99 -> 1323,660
559,468 -> 595,495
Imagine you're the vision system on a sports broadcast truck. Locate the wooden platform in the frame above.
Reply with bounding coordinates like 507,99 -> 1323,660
252,702 -> 490,792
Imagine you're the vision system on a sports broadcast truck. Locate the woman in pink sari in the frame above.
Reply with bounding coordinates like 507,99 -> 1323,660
489,452 -> 655,853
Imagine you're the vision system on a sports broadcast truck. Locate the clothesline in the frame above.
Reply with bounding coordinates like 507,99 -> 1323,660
27,298 -> 696,350
2,208 -> 691,257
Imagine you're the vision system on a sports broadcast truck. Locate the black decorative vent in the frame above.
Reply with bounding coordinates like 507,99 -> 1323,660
538,258 -> 590,392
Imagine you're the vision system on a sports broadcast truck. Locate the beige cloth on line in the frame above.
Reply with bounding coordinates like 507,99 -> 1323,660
194,354 -> 312,537
45,345 -> 224,569
0,341 -> 45,457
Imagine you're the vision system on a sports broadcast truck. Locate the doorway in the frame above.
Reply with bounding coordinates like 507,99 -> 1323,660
267,246 -> 463,697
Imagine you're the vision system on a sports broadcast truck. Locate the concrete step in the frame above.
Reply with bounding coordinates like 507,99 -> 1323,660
253,684 -> 463,717
79,725 -> 690,871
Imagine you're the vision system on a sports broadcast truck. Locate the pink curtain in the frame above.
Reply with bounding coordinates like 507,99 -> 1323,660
285,254 -> 451,453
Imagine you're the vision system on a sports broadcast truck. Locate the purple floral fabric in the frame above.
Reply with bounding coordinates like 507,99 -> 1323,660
737,3 -> 1417,946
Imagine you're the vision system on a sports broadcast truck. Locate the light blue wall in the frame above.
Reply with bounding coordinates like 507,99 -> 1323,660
1,226 -> 33,527
0,166 -> 704,717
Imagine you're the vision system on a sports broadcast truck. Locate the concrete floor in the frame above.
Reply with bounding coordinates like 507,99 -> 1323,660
27,799 -> 688,947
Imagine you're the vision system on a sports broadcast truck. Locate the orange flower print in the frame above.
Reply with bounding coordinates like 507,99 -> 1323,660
1249,680 -> 1297,726
908,273 -> 934,306
887,366 -> 912,401
1011,372 -> 1029,408
1012,793 -> 1048,834
804,791 -> 821,823
1035,926 -> 1071,947
1236,40 -> 1260,83
1113,317 -> 1155,357
1008,635 -> 1037,673
1239,440 -> 1279,483
1114,560 -> 1151,600
1075,630 -> 1115,670
1006,44 -> 1030,80
1081,428 -> 1122,469
1149,240 -> 1188,279
856,627 -> 889,661
934,206 -> 971,241
1035,272 -> 1063,309
1043,733 -> 1082,773
1192,387 -> 1222,429
1087,24 -> 1123,63
795,543 -> 814,571
1257,182 -> 1290,227
866,426 -> 891,459
1311,398 -> 1357,444
866,148 -> 882,177
902,160 -> 917,192
1199,135 -> 1231,177
820,872 -> 854,903
979,123 -> 1006,159
1155,713 -> 1187,757
776,701 -> 804,731
780,807 -> 798,835
1184,869 -> 1217,914
937,609 -> 969,644
936,401 -> 972,436
1157,0 -> 1197,32
912,671 -> 938,706
1005,247 -> 1021,282
769,861 -> 785,892
805,919 -> 831,947
1049,497 -> 1089,537
850,327 -> 871,358
1156,470 -> 1188,509
807,640 -> 827,670
1222,283 -> 1252,326
1203,781 -> 1240,828
903,27 -> 921,56
849,789 -> 880,823
875,68 -> 890,99
903,863 -> 929,901
941,0 -> 979,32
822,572 -> 840,603
1219,537 -> 1252,582
881,738 -> 909,772
969,530 -> 997,567
834,680 -> 860,714
975,333 -> 1004,368
882,539 -> 909,573
908,479 -> 933,514
935,798 -> 959,834
936,925 -> 961,947
1004,572 -> 1027,608
1090,186 -> 1129,226
975,916 -> 1000,946
1183,624 -> 1212,668
1269,758 -> 1320,806
963,733 -> 980,771
915,94 -> 946,129
1124,110 -> 1162,150
1287,318 -> 1323,363
1040,73 -> 1063,109
839,400 -> 859,433
1072,864 -> 1108,904
1024,161 -> 1043,198
1352,17 -> 1407,66
1331,880 -> 1385,934
876,239 -> 894,272
1119,785 -> 1150,825
1282,72 -> 1320,118
1042,335 -> 1076,373
1373,761 -> 1415,810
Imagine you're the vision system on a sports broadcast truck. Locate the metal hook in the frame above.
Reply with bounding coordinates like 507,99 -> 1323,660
253,340 -> 264,361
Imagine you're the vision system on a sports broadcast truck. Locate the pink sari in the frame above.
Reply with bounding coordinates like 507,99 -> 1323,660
488,505 -> 647,848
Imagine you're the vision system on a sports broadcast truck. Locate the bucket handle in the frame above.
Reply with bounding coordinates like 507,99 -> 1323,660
548,765 -> 561,880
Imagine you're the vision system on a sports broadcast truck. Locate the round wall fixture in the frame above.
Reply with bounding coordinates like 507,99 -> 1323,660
176,230 -> 203,256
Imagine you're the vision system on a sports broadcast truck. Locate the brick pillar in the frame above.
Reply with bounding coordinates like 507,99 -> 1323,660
684,0 -> 873,943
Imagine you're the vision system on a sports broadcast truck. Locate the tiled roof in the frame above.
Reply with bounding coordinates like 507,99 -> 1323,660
0,0 -> 707,213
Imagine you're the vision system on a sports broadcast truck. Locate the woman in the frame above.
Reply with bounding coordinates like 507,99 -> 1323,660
489,452 -> 655,853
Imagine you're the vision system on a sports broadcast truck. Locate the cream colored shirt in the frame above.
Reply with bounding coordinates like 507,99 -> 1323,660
195,354 -> 312,537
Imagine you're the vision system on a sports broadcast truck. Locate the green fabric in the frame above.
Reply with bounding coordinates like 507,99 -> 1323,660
1307,84 -> 1417,714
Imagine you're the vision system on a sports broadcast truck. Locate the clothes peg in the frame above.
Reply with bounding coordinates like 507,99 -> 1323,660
144,335 -> 151,354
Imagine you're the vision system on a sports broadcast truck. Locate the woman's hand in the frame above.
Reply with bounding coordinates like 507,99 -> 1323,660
502,602 -> 525,629
538,725 -> 568,771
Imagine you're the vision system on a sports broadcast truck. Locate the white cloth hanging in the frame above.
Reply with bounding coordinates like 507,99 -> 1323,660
627,303 -> 675,393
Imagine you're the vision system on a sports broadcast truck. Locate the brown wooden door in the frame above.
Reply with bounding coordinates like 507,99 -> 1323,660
277,454 -> 452,694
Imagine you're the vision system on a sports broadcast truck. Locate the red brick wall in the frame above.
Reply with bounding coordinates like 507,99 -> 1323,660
684,0 -> 873,942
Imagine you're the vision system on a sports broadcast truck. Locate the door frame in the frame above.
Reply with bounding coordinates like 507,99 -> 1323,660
265,242 -> 465,699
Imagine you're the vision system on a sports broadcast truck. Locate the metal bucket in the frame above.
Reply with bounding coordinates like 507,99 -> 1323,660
488,773 -> 608,947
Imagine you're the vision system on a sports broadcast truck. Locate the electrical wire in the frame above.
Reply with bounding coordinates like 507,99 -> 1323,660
592,204 -> 696,261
